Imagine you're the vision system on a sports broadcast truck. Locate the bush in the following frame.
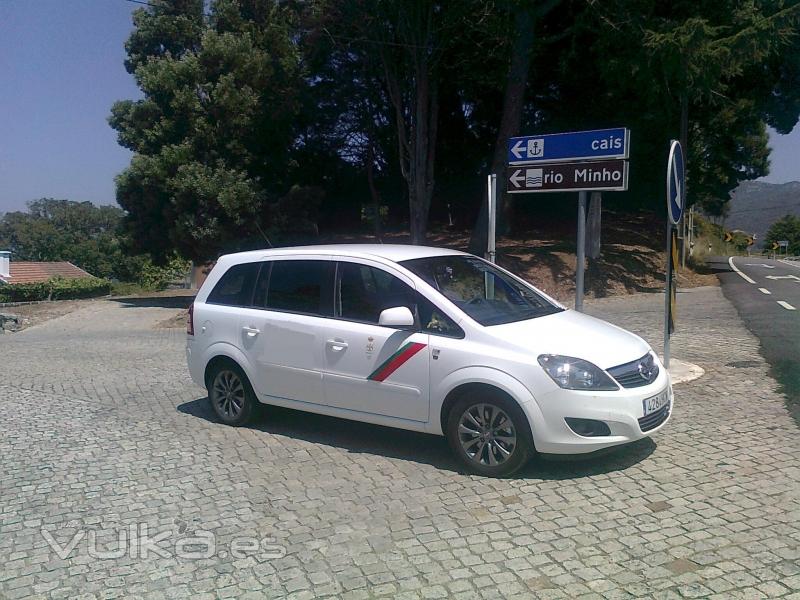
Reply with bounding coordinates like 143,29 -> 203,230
0,276 -> 112,303
112,254 -> 191,292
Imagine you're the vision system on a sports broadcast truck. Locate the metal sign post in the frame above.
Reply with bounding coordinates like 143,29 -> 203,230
575,191 -> 587,311
664,140 -> 685,369
486,174 -> 497,264
663,226 -> 674,367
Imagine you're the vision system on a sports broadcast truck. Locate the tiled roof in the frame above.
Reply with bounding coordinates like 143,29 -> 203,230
1,262 -> 94,284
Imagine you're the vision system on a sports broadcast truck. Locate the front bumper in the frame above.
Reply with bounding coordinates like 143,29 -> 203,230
522,368 -> 673,454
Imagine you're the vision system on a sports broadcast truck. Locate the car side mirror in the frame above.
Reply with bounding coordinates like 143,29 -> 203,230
378,306 -> 415,328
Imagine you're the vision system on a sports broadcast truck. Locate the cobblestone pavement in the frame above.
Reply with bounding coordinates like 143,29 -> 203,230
1,286 -> 799,599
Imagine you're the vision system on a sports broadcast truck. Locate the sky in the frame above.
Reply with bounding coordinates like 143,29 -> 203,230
0,1 -> 799,214
0,0 -> 140,213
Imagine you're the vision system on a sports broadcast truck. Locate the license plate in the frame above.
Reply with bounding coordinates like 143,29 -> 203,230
642,389 -> 669,416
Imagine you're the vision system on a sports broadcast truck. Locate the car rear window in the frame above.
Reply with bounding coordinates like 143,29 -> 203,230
266,260 -> 331,316
206,262 -> 260,307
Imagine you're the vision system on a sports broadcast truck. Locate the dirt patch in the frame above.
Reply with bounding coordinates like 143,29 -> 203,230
1,300 -> 98,332
0,290 -> 198,333
107,290 -> 195,330
321,212 -> 717,303
156,311 -> 189,330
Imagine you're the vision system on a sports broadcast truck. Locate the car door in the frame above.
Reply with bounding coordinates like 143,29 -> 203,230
320,259 -> 430,422
237,257 -> 333,405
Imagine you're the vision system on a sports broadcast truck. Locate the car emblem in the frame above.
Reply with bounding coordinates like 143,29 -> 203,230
638,359 -> 654,382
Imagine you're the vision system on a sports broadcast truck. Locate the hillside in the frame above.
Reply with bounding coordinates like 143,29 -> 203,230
325,212 -> 716,303
727,181 -> 800,247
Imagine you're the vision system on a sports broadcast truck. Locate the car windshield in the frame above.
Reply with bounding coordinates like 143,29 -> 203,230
400,255 -> 563,326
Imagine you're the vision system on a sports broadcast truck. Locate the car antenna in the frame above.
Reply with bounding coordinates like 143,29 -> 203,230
254,222 -> 273,248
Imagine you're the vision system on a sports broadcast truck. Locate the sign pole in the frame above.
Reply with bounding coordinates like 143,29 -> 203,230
663,223 -> 672,369
664,139 -> 685,370
487,174 -> 497,264
575,191 -> 587,311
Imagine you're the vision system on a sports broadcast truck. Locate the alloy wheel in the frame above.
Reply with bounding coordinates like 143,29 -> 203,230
211,370 -> 245,419
457,403 -> 517,466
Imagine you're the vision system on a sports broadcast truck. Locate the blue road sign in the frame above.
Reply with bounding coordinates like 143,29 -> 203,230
666,140 -> 685,225
507,127 -> 629,165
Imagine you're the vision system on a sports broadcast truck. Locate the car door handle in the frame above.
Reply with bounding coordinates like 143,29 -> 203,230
242,326 -> 260,337
326,339 -> 348,351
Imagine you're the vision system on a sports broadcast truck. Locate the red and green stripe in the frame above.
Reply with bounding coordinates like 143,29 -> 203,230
367,342 -> 427,382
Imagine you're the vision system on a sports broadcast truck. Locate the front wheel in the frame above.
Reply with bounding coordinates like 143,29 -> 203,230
446,392 -> 532,477
207,362 -> 259,426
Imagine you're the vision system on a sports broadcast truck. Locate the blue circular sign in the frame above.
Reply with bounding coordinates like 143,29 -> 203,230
667,140 -> 685,225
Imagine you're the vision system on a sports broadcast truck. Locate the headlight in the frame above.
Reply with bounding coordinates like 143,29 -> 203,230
537,355 -> 619,391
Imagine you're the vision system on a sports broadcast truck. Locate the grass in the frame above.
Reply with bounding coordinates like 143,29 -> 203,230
110,281 -> 159,297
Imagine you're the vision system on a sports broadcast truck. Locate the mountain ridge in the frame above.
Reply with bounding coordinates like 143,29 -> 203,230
725,180 -> 800,247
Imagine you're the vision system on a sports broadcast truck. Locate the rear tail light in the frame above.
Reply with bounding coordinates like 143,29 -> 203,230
187,303 -> 195,336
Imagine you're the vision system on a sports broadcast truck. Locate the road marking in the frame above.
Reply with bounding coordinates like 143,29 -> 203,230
745,263 -> 775,268
728,256 -> 756,284
777,301 -> 796,311
766,274 -> 800,282
759,288 -> 772,295
779,259 -> 800,270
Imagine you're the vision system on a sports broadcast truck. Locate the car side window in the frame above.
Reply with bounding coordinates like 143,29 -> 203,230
336,262 -> 463,337
416,293 -> 463,338
266,260 -> 332,316
337,262 -> 414,323
207,262 -> 260,307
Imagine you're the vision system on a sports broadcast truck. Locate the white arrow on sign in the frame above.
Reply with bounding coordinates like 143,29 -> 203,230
745,264 -> 775,268
509,169 -> 525,188
510,140 -> 526,159
766,274 -> 800,282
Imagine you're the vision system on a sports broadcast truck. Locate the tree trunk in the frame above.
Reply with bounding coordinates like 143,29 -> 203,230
365,141 -> 382,241
381,5 -> 439,246
408,57 -> 438,244
469,7 -> 536,255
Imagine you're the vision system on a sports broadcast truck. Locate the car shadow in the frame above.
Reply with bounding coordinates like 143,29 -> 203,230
177,397 -> 657,480
110,294 -> 195,309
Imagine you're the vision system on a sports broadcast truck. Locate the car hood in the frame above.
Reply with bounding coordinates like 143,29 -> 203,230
486,309 -> 651,370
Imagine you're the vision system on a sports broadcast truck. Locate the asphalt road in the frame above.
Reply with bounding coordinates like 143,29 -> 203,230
710,255 -> 800,422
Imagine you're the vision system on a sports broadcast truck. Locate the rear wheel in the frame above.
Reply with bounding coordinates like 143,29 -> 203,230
207,362 -> 258,426
446,392 -> 532,477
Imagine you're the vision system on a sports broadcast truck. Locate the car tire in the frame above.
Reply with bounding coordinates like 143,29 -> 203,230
207,361 -> 259,426
446,391 -> 532,477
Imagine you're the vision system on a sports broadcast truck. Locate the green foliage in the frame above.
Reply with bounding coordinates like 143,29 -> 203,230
0,277 -> 112,303
0,199 -> 125,279
0,199 -> 190,290
729,231 -> 753,253
765,214 -> 800,255
112,253 -> 191,291
541,0 -> 800,217
688,213 -> 734,263
110,0 -> 316,262
110,0 -> 800,255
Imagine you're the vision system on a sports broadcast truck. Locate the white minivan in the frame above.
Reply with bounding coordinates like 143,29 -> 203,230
186,244 -> 671,477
